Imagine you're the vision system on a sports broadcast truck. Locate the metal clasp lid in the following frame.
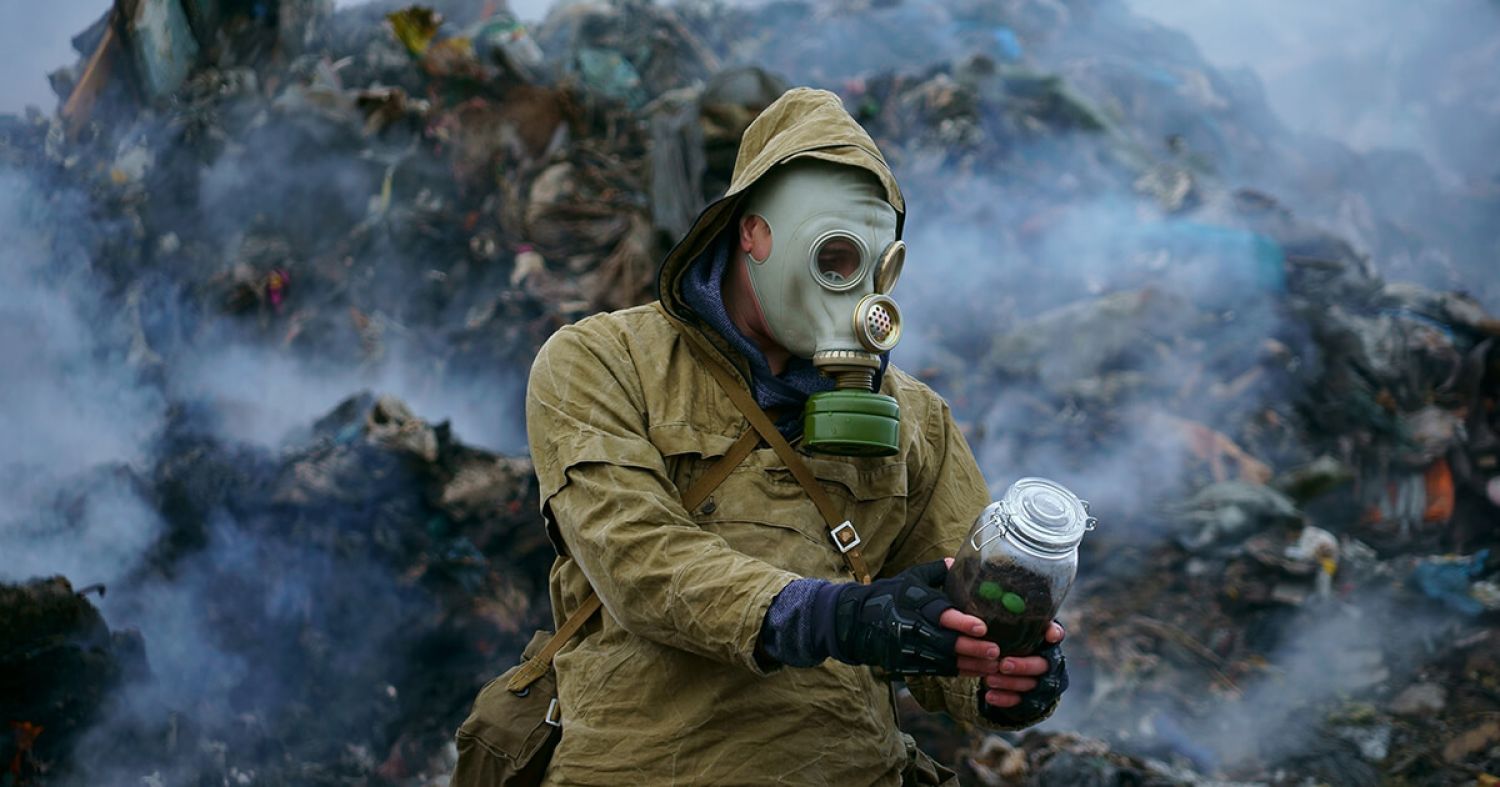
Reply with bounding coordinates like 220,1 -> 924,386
544,698 -> 561,727
970,507 -> 1011,552
830,521 -> 862,553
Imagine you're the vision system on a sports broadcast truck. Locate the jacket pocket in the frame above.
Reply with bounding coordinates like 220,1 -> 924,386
648,422 -> 912,576
701,448 -> 910,577
765,452 -> 911,574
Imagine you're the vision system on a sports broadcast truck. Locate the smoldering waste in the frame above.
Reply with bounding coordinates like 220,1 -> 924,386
3,393 -> 546,785
2,0 -> 1497,784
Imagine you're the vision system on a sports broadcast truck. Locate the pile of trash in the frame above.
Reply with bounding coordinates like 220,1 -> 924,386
2,0 -> 1496,784
3,393 -> 545,785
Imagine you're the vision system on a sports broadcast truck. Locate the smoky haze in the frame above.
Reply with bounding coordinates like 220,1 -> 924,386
744,0 -> 1496,774
1127,0 -> 1500,182
0,0 -> 1494,783
0,169 -> 168,586
1119,0 -> 1500,303
0,1 -> 530,778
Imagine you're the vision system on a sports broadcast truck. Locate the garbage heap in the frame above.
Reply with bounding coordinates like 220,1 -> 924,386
2,392 -> 546,784
2,0 -> 1497,784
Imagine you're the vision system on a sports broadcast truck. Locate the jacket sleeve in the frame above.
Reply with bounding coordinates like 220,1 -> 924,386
883,396 -> 989,577
883,395 -> 1059,730
527,323 -> 799,674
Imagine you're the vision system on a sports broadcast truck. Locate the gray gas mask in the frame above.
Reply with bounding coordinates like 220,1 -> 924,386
740,160 -> 907,456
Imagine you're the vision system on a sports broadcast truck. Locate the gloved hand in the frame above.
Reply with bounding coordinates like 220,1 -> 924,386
759,560 -> 995,676
977,634 -> 1068,727
829,559 -> 960,675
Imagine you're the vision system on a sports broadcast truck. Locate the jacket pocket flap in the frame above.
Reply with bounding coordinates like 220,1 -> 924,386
789,455 -> 908,501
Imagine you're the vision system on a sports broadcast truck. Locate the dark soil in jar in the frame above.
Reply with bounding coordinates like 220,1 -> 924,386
945,555 -> 1055,655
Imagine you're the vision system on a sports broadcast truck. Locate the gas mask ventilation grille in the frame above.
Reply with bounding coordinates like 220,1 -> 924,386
854,294 -> 902,352
867,304 -> 894,343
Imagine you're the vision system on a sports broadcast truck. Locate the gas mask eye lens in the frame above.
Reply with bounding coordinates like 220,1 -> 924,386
817,238 -> 859,283
810,232 -> 867,291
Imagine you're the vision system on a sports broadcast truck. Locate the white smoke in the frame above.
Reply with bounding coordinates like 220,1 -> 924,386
170,342 -> 527,452
1125,0 -> 1500,182
0,168 -> 169,586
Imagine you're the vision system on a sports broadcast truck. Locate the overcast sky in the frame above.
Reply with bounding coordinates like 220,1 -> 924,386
0,0 -> 112,114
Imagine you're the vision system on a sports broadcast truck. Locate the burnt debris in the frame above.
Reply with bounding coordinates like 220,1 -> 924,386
2,0 -> 1497,785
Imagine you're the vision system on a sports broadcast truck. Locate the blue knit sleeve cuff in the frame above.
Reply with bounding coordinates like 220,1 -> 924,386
758,577 -> 839,668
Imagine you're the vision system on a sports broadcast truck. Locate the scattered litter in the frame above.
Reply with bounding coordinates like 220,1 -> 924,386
1410,550 -> 1493,616
10,0 -> 1498,785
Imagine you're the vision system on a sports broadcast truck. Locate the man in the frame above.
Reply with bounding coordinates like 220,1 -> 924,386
470,88 -> 1067,785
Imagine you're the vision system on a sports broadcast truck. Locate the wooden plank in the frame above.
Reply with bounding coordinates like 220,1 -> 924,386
61,12 -> 119,138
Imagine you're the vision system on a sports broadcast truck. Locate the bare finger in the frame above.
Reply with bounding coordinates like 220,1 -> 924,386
957,656 -> 1000,676
983,675 -> 1037,692
999,656 -> 1049,676
984,690 -> 1022,708
939,607 -> 987,637
954,635 -> 1000,660
1045,621 -> 1066,644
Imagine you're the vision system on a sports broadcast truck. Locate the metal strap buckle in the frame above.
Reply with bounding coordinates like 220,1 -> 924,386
830,521 -> 862,554
544,698 -> 561,727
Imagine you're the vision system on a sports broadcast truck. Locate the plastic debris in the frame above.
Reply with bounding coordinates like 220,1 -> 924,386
386,6 -> 443,57
1409,550 -> 1494,616
1172,481 -> 1302,552
468,14 -> 544,79
130,0 -> 201,99
1445,721 -> 1500,764
1388,683 -> 1447,716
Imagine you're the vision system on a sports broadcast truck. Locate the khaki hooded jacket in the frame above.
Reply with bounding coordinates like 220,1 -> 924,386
527,88 -> 1005,786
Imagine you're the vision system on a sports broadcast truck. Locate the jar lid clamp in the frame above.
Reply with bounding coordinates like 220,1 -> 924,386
972,477 -> 1095,556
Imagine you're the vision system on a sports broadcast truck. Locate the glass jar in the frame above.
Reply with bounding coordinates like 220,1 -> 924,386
945,477 -> 1095,655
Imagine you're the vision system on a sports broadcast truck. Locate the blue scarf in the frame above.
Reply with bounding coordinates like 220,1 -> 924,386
679,235 -> 887,437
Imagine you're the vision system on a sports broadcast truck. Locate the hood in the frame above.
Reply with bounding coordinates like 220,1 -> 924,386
657,87 -> 905,321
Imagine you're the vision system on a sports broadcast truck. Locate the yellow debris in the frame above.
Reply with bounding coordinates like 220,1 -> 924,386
386,6 -> 443,57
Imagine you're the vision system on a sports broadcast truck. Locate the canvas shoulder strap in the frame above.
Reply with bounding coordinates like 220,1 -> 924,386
654,303 -> 874,585
509,302 -> 884,694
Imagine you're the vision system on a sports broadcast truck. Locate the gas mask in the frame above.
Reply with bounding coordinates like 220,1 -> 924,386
741,160 -> 907,456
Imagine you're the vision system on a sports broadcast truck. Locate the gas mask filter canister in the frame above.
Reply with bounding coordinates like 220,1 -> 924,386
739,160 -> 907,456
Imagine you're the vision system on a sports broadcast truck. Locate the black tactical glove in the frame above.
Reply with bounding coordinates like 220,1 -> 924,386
828,560 -> 960,676
977,637 -> 1068,727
